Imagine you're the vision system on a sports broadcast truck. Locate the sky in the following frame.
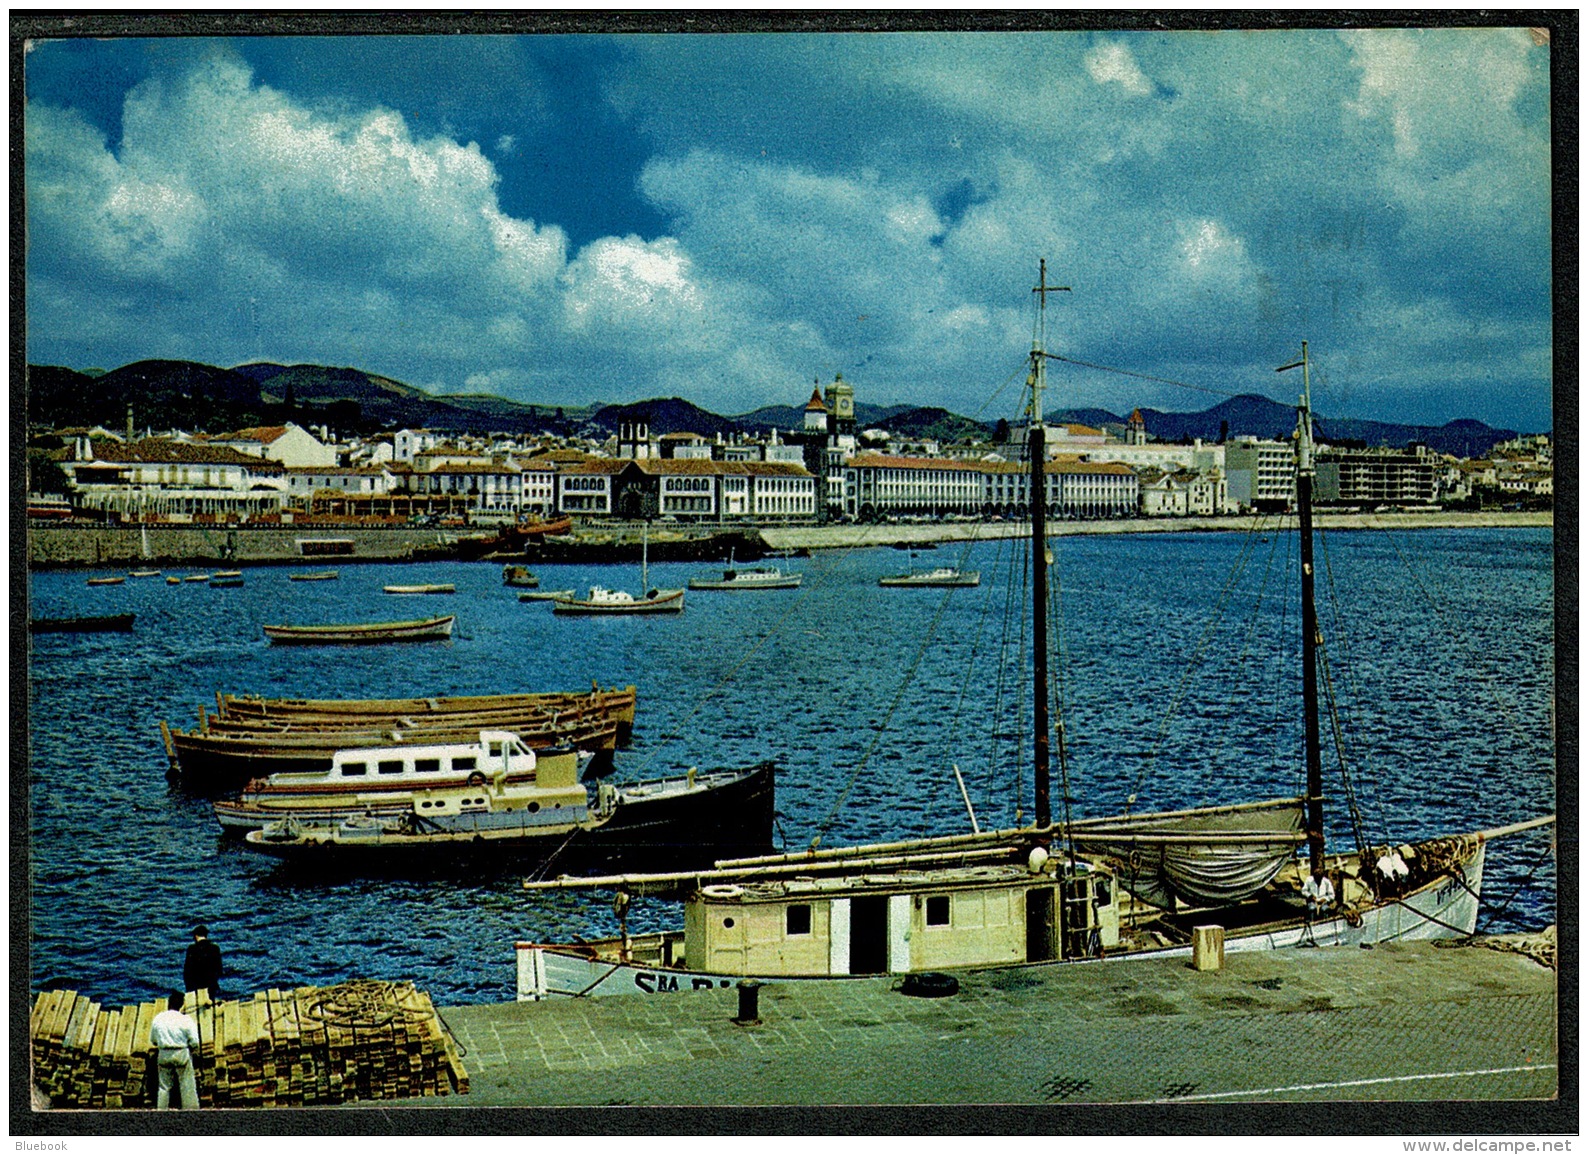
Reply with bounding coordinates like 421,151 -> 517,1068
22,24 -> 1556,431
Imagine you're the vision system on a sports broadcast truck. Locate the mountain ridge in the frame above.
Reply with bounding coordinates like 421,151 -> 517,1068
25,359 -> 1531,458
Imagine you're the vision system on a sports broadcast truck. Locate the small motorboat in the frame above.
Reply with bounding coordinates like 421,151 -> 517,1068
502,565 -> 540,588
384,583 -> 456,595
550,587 -> 685,615
184,574 -> 210,583
878,567 -> 980,588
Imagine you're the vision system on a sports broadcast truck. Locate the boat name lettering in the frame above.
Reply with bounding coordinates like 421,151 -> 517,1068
632,972 -> 733,994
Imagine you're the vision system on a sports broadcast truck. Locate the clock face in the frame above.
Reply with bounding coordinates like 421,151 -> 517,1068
836,396 -> 854,418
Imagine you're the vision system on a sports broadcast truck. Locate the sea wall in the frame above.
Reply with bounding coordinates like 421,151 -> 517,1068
28,510 -> 1551,568
759,510 -> 1553,551
27,524 -> 454,569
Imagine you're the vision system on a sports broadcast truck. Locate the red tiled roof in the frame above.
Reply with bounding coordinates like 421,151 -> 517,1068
805,386 -> 828,412
84,438 -> 281,469
847,454 -> 983,472
222,425 -> 289,444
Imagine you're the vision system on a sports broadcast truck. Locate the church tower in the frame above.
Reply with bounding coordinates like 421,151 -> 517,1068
803,382 -> 830,433
1127,408 -> 1147,446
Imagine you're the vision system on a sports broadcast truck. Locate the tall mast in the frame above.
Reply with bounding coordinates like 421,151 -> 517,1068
1277,342 -> 1325,873
1029,260 -> 1069,830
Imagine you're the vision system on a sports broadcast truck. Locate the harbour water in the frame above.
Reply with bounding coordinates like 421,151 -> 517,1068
25,526 -> 1556,1008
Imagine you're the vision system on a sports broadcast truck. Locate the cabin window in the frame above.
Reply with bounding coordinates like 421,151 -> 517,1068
925,896 -> 951,926
414,758 -> 440,774
378,760 -> 403,775
487,743 -> 503,757
1094,878 -> 1112,907
340,762 -> 367,777
786,904 -> 812,936
453,757 -> 476,772
528,802 -> 540,813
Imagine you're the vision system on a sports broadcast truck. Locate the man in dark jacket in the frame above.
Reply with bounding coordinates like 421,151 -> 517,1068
183,925 -> 223,998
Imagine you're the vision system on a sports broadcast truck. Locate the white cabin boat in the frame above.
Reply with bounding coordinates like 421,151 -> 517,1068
212,731 -> 586,833
551,587 -> 685,615
689,565 -> 803,591
878,567 -> 980,588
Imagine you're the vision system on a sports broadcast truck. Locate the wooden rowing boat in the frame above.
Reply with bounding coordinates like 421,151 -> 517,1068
261,615 -> 456,645
85,576 -> 125,587
162,715 -> 621,786
30,613 -> 136,634
289,570 -> 341,582
383,583 -> 455,595
215,686 -> 636,725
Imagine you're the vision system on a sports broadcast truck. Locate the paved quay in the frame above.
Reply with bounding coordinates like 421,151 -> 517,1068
425,939 -> 1557,1109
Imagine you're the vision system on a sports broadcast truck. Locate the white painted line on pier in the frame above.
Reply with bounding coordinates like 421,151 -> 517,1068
1138,1063 -> 1558,1103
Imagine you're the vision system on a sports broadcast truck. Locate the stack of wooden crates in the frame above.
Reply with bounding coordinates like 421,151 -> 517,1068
30,980 -> 468,1108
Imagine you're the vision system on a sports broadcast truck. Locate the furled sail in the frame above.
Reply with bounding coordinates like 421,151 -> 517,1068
1068,796 -> 1307,909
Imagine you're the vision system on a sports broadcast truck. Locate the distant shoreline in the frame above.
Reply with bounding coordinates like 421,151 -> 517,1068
759,510 -> 1554,551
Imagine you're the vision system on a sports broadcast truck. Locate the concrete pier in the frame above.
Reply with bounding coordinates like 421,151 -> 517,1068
426,938 -> 1558,1109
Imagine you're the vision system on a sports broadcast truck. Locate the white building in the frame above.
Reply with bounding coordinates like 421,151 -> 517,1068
63,436 -> 288,520
1224,437 -> 1297,510
210,423 -> 337,468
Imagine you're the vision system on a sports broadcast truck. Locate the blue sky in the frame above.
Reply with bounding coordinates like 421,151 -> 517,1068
24,28 -> 1554,430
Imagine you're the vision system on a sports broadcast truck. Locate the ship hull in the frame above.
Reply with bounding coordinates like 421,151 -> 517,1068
243,762 -> 775,872
515,841 -> 1484,1000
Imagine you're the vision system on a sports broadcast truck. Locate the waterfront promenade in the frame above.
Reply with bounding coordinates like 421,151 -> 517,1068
428,937 -> 1558,1112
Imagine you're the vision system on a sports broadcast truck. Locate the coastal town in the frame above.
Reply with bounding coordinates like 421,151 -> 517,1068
25,373 -> 1555,535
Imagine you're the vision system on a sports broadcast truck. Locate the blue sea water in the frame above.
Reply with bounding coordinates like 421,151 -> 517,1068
25,526 -> 1558,1008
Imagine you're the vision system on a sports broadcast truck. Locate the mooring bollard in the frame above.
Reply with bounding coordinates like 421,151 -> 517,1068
1192,924 -> 1226,972
735,978 -> 763,1023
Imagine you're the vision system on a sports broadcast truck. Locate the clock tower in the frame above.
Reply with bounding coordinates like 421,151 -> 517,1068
826,373 -> 855,439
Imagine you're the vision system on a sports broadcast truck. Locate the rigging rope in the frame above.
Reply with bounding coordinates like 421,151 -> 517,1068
1128,512 -> 1274,806
635,525 -> 880,776
809,548 -> 973,848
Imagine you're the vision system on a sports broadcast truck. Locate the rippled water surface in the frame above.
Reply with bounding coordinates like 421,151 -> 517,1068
26,526 -> 1557,1007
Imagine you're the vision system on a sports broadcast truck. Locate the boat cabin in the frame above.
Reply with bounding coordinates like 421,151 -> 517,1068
678,857 -> 1119,977
266,732 -> 578,790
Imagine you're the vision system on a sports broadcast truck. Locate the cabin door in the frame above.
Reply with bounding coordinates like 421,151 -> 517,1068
1025,887 -> 1057,962
849,896 -> 889,975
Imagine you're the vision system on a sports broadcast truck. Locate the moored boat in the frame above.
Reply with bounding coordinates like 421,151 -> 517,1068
502,565 -> 540,588
288,570 -> 340,582
261,614 -> 455,645
514,817 -> 1540,1000
383,583 -> 455,595
520,589 -> 575,602
878,566 -> 980,588
239,741 -> 775,871
688,565 -> 802,591
128,568 -> 161,578
30,613 -> 136,634
212,734 -> 590,833
85,576 -> 125,587
161,697 -> 627,786
210,575 -> 245,588
214,685 -> 636,731
551,521 -> 683,614
551,587 -> 685,615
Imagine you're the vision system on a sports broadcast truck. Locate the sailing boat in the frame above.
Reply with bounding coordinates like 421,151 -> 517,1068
551,521 -> 685,615
514,266 -> 1551,1000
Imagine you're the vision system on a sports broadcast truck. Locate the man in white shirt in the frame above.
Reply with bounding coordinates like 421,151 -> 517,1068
149,992 -> 201,1109
1302,867 -> 1336,918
